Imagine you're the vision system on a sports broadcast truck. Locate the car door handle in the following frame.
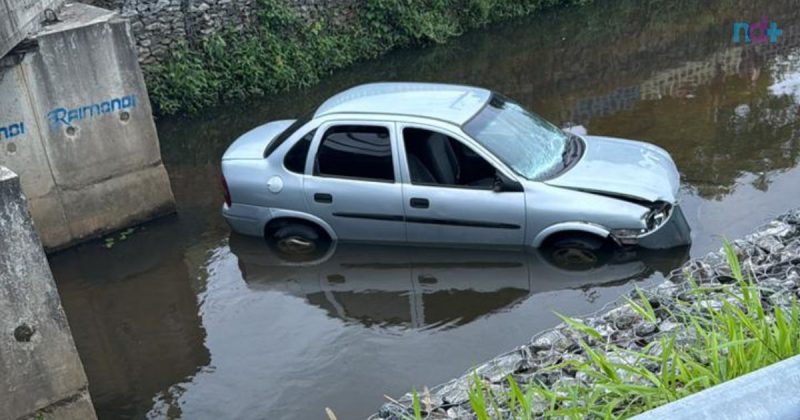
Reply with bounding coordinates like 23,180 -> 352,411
314,193 -> 333,203
410,198 -> 429,208
418,274 -> 438,284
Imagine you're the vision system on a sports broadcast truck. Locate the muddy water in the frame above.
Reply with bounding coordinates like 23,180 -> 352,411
51,0 -> 800,418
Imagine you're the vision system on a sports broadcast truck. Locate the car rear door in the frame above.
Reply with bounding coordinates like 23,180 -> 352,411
303,120 -> 406,243
397,123 -> 526,247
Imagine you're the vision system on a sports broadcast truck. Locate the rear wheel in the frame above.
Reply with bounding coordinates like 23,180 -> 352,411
267,221 -> 330,261
543,233 -> 611,271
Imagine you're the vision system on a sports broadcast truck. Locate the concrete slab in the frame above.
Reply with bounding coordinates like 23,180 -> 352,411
26,4 -> 163,189
59,164 -> 175,243
0,57 -> 72,247
0,0 -> 65,58
30,390 -> 96,420
0,2 -> 175,251
0,167 -> 96,420
0,62 -> 55,199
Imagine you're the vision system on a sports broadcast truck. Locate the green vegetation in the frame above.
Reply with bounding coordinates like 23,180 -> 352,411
406,241 -> 800,418
102,227 -> 137,249
146,0 -> 590,115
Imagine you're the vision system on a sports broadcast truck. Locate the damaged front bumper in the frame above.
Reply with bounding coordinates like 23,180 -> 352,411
613,205 -> 692,249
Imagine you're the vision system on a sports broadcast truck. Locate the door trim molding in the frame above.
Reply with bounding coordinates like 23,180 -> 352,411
333,212 -> 520,229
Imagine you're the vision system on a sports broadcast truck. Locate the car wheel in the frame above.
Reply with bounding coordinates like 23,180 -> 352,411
268,223 -> 327,261
544,234 -> 610,271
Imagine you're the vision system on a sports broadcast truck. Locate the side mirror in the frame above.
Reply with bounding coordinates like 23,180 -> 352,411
493,172 -> 523,193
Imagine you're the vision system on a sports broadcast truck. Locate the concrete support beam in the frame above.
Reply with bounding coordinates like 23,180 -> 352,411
0,0 -> 65,58
0,166 -> 97,420
0,2 -> 176,251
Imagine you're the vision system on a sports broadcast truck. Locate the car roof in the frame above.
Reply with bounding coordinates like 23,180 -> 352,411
314,82 -> 492,125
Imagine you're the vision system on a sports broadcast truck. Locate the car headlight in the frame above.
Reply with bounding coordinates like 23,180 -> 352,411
611,203 -> 672,243
611,228 -> 648,239
644,202 -> 672,231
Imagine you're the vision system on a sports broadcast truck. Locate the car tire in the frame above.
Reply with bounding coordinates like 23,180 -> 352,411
543,234 -> 611,271
268,223 -> 329,261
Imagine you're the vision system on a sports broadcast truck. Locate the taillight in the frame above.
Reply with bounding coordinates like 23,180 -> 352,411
221,173 -> 232,207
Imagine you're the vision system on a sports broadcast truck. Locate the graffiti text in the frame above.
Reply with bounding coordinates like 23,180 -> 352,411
0,122 -> 25,141
47,94 -> 137,128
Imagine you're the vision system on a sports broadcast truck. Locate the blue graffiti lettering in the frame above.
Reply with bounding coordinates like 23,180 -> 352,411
81,104 -> 102,119
0,122 -> 25,141
48,108 -> 69,127
121,95 -> 135,108
47,94 -> 138,128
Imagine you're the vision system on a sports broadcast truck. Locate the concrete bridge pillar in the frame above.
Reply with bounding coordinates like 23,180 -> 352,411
0,2 -> 175,251
0,0 -> 65,58
0,166 -> 97,420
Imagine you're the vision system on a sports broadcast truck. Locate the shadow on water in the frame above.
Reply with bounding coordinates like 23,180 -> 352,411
49,0 -> 800,418
54,216 -> 212,419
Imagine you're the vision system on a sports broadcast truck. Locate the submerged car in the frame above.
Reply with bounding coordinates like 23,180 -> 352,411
221,82 -> 691,257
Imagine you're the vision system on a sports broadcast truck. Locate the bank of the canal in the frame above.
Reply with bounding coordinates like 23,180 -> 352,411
48,0 -> 800,418
372,212 -> 800,418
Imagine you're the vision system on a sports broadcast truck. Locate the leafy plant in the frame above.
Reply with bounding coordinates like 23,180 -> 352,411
102,227 -> 137,249
453,239 -> 800,418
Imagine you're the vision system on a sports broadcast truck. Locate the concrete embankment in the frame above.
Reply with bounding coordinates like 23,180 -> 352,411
0,2 -> 175,251
0,0 -> 65,58
373,211 -> 800,419
0,167 -> 96,420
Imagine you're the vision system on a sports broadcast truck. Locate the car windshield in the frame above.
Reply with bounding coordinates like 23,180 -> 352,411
463,94 -> 570,180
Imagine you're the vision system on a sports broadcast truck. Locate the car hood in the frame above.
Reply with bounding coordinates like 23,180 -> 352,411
222,119 -> 295,160
545,136 -> 680,203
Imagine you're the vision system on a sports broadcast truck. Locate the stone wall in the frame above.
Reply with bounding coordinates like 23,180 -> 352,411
0,2 -> 175,251
78,0 -> 359,65
0,166 -> 97,420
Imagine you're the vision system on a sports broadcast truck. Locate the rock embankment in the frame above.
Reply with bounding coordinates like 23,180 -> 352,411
373,210 -> 800,419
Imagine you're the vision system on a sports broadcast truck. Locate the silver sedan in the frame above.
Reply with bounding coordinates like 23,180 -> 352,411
221,82 -> 691,259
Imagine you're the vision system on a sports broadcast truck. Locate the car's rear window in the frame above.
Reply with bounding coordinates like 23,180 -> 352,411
283,130 -> 315,174
263,110 -> 315,158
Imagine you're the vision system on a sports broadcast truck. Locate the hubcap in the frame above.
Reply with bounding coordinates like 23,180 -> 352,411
277,236 -> 316,254
552,248 -> 598,268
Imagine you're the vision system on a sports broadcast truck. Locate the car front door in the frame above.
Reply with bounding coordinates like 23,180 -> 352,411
304,121 -> 405,243
398,123 -> 526,247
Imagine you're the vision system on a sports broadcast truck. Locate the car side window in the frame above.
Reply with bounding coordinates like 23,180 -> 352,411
284,129 -> 315,174
403,127 -> 496,189
315,125 -> 394,182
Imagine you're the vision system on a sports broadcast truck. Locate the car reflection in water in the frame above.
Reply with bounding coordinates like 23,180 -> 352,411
229,235 -> 689,330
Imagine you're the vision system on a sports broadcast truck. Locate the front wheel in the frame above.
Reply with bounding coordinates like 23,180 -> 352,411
543,234 -> 611,271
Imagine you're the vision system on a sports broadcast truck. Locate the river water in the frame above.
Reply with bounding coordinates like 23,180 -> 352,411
50,0 -> 800,418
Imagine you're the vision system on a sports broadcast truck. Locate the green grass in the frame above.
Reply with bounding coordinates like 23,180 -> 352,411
405,240 -> 800,418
